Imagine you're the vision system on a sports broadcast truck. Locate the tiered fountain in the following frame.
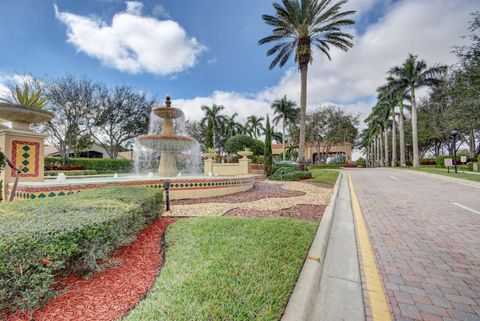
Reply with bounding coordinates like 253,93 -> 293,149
11,97 -> 255,201
136,96 -> 198,177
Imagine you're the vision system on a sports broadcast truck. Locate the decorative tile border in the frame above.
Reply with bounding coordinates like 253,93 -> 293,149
8,176 -> 256,200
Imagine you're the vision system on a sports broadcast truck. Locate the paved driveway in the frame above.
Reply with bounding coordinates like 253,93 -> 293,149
347,168 -> 480,321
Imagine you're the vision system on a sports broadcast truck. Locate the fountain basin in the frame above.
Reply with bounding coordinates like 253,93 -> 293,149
9,175 -> 256,201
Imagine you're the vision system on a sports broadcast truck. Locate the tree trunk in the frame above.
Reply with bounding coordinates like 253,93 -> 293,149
410,87 -> 420,168
373,138 -> 376,167
384,127 -> 389,167
392,113 -> 397,167
399,104 -> 406,167
299,63 -> 308,168
282,116 -> 286,161
379,133 -> 384,167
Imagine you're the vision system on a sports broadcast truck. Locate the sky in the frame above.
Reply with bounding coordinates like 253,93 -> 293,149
0,0 -> 479,130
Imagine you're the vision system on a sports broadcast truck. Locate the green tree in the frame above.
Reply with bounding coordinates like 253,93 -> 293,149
389,54 -> 447,168
246,115 -> 265,139
259,0 -> 355,168
264,115 -> 273,176
271,95 -> 298,161
223,113 -> 242,137
201,104 -> 225,148
205,117 -> 214,149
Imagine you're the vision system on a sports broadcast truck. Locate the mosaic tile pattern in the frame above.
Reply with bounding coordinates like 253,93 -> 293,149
11,140 -> 40,177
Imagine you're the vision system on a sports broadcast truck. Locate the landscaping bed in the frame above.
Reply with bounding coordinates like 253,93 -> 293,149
175,181 -> 304,205
123,217 -> 318,321
0,187 -> 162,313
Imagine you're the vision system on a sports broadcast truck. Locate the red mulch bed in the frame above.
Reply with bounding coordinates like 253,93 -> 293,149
176,182 -> 305,205
6,217 -> 176,321
226,204 -> 325,221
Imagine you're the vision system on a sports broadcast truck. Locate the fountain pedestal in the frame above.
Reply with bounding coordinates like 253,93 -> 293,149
0,103 -> 53,200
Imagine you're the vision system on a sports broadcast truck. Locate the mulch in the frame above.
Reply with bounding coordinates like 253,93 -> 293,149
175,182 -> 305,205
6,217 -> 176,321
226,204 -> 325,221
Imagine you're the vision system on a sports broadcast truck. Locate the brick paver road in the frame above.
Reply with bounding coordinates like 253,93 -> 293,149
348,168 -> 480,321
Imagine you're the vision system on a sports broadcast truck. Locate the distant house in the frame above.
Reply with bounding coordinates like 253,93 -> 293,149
45,143 -> 132,160
272,142 -> 353,163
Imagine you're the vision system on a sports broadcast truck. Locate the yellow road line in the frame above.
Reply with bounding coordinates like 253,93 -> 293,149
348,174 -> 392,321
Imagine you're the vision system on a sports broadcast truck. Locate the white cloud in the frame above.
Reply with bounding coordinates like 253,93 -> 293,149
0,74 -> 36,98
54,2 -> 205,75
152,4 -> 170,19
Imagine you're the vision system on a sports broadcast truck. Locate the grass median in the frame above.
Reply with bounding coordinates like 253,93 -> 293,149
412,167 -> 480,183
124,217 -> 317,321
308,168 -> 340,185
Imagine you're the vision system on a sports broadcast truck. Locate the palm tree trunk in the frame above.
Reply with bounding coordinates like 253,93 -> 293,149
384,127 -> 389,167
298,64 -> 308,167
410,87 -> 420,168
282,115 -> 286,162
392,113 -> 397,167
373,138 -> 376,167
379,133 -> 384,167
399,104 -> 406,167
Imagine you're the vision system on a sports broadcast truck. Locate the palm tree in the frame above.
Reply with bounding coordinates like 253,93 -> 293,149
201,104 -> 225,148
389,54 -> 447,168
246,115 -> 265,139
259,0 -> 355,168
377,83 -> 399,167
271,95 -> 298,161
223,113 -> 242,137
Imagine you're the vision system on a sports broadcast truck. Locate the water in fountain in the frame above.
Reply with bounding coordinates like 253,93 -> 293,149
134,97 -> 202,176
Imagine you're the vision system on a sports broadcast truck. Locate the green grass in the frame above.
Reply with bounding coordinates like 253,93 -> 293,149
412,167 -> 480,182
124,217 -> 317,321
308,169 -> 340,185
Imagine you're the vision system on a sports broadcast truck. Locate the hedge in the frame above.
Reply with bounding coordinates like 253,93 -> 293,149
45,157 -> 132,173
0,187 -> 162,311
44,170 -> 97,177
270,170 -> 312,181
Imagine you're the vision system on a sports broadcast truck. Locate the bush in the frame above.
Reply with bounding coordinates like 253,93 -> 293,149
45,157 -> 132,173
356,158 -> 366,167
251,155 -> 264,164
273,163 -> 299,174
420,159 -> 437,166
478,154 -> 480,163
224,135 -> 264,156
0,187 -> 162,311
308,164 -> 342,169
466,162 -> 474,171
44,170 -> 97,177
270,170 -> 312,181
343,162 -> 358,168
435,155 -> 449,167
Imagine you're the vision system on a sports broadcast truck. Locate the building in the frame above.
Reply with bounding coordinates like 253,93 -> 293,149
272,142 -> 353,163
44,143 -> 132,160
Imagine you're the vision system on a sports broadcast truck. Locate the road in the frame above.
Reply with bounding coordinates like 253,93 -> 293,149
348,168 -> 480,321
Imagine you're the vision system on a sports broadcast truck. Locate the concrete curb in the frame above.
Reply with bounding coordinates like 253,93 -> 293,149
281,172 -> 343,321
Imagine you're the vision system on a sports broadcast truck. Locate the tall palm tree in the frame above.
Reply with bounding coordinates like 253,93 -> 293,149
389,54 -> 447,168
377,83 -> 399,167
246,115 -> 265,139
271,95 -> 298,161
223,113 -> 242,137
201,104 -> 225,148
259,0 -> 355,168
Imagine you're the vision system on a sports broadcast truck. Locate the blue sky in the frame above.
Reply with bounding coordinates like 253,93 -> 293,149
0,0 -> 479,123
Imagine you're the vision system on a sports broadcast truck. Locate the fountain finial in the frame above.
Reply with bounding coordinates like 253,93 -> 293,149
165,96 -> 171,107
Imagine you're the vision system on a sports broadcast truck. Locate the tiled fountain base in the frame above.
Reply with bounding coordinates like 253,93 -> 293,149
8,175 -> 256,201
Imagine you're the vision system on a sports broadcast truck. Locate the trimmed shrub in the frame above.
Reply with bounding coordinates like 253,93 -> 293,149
44,170 -> 97,177
343,163 -> 358,168
273,163 -> 299,174
466,162 -> 474,171
270,170 -> 312,181
420,159 -> 437,166
45,157 -> 132,173
356,158 -> 366,167
224,135 -> 265,156
0,187 -> 162,311
251,155 -> 264,165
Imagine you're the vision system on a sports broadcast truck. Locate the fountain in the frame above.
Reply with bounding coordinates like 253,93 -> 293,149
135,96 -> 200,177
10,97 -> 255,201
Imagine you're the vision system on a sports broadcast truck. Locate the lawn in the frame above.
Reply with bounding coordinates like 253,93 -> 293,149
308,168 -> 340,185
123,217 -> 317,321
413,167 -> 480,183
